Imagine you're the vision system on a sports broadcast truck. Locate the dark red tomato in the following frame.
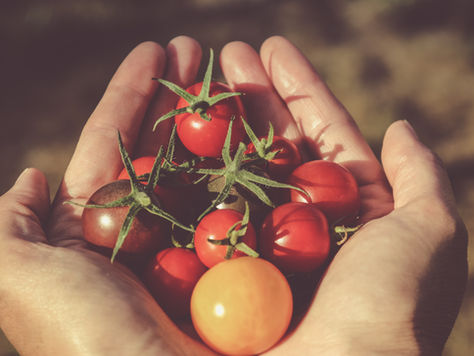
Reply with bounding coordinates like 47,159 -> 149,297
246,136 -> 302,179
82,180 -> 169,254
117,157 -> 204,223
175,82 -> 246,158
194,209 -> 257,268
259,202 -> 330,274
288,160 -> 360,224
144,248 -> 207,319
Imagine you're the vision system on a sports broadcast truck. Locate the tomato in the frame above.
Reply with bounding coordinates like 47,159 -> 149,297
259,202 -> 331,274
246,135 -> 302,179
117,156 -> 156,181
82,180 -> 169,254
191,257 -> 293,355
143,248 -> 207,319
175,82 -> 246,158
117,156 -> 205,223
194,209 -> 257,268
288,160 -> 360,224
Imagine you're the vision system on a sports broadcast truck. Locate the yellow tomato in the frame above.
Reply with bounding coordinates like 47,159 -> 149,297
190,257 -> 293,355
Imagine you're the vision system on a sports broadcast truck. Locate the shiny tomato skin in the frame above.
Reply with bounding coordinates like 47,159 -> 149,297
259,202 -> 331,274
191,257 -> 293,355
246,136 -> 302,179
194,209 -> 257,268
82,180 -> 169,254
143,248 -> 207,319
175,82 -> 246,158
288,160 -> 360,224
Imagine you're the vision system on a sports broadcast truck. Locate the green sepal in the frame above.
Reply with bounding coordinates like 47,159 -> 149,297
147,146 -> 164,194
145,204 -> 195,233
111,204 -> 141,262
153,107 -> 188,131
117,130 -> 138,189
158,78 -> 196,103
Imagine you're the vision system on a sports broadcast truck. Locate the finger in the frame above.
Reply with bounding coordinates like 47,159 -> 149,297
0,168 -> 50,244
57,41 -> 166,202
220,41 -> 302,142
135,36 -> 202,157
382,120 -> 458,211
260,36 -> 383,185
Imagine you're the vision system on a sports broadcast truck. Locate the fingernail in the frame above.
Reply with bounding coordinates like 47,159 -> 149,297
402,120 -> 419,140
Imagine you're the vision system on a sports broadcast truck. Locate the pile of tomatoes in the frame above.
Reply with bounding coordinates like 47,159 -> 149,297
76,50 -> 361,355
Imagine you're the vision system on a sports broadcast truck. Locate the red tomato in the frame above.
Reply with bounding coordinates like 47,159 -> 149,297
82,180 -> 169,254
117,156 -> 156,181
175,82 -> 246,158
191,257 -> 293,355
246,136 -> 302,179
194,209 -> 257,268
259,202 -> 331,274
288,160 -> 360,224
143,248 -> 207,319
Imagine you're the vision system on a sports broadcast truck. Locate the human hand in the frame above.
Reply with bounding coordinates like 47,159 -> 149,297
0,34 -> 467,356
219,36 -> 468,355
0,36 -> 217,356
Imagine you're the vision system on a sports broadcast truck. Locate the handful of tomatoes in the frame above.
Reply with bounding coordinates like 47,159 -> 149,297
72,49 -> 361,355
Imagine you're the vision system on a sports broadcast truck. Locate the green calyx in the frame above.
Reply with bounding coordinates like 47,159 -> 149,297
152,49 -> 242,130
67,130 -> 193,262
241,117 -> 280,163
194,117 -> 308,221
207,202 -> 259,259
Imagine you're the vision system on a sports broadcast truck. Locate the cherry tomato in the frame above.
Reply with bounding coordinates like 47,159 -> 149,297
117,156 -> 205,223
175,82 -> 246,158
191,257 -> 293,355
259,202 -> 331,274
194,209 -> 257,268
288,160 -> 360,224
246,135 -> 302,179
143,247 -> 207,319
82,180 -> 169,254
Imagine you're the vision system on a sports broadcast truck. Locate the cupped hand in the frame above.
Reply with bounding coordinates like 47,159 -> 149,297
220,36 -> 468,355
0,35 -> 468,356
0,36 -> 217,356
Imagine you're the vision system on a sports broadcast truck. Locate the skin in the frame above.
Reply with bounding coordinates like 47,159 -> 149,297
0,35 -> 467,355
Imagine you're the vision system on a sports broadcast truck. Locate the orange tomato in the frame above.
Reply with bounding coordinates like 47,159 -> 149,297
190,257 -> 293,355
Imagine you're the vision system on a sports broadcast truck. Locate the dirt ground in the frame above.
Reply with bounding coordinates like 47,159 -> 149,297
1,1 -> 473,354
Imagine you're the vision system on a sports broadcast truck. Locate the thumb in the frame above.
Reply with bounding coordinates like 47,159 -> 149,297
0,168 -> 50,243
381,120 -> 457,212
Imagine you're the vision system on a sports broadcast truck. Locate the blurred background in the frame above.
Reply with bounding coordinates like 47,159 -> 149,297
1,0 -> 473,354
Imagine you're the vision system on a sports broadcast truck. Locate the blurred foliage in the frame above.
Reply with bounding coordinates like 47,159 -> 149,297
1,0 -> 473,355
